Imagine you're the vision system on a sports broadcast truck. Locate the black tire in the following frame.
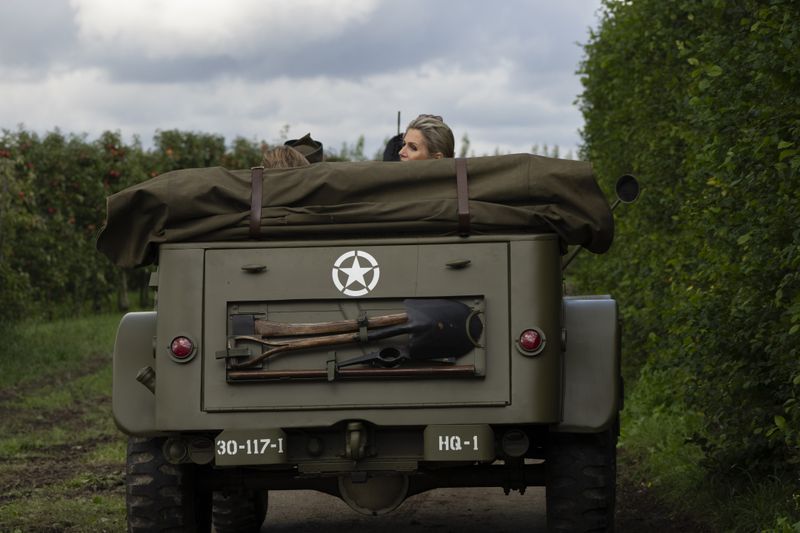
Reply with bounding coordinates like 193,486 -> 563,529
126,436 -> 212,533
212,489 -> 268,533
546,427 -> 617,533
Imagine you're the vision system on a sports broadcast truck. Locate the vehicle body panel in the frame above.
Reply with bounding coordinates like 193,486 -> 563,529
558,296 -> 620,432
112,311 -> 157,435
113,233 -> 610,435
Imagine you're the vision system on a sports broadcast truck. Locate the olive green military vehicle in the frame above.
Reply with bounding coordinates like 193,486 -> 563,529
102,154 -> 637,532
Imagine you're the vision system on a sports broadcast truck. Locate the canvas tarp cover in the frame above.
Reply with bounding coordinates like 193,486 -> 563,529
96,154 -> 613,267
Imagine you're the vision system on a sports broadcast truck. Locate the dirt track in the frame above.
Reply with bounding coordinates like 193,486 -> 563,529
0,352 -> 709,532
255,481 -> 708,533
261,487 -> 547,532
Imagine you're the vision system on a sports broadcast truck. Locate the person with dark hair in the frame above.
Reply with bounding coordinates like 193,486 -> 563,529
399,114 -> 455,161
383,133 -> 404,161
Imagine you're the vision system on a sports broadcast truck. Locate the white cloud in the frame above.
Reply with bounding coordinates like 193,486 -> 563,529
0,57 -> 584,158
70,0 -> 379,59
2,0 -> 603,159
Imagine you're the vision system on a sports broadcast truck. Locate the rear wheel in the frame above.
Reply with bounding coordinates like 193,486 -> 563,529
126,436 -> 212,532
212,489 -> 268,533
545,426 -> 617,533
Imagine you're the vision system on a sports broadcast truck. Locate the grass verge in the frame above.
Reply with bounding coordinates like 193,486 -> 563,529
0,313 -> 122,390
0,313 -> 127,532
619,365 -> 800,533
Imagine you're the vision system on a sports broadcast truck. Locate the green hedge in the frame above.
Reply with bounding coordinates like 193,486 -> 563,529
575,0 -> 799,480
0,129 -> 264,321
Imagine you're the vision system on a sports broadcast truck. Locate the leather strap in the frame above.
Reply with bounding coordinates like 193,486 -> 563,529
455,158 -> 470,236
249,166 -> 264,239
357,311 -> 369,343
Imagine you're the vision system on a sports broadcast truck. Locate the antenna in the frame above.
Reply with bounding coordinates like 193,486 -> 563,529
397,111 -> 401,135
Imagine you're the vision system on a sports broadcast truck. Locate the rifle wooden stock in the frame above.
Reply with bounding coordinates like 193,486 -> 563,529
254,313 -> 407,336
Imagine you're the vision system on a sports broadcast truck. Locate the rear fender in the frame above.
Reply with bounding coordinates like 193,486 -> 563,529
112,311 -> 158,435
556,297 -> 621,432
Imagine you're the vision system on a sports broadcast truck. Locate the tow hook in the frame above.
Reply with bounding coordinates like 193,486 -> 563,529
345,421 -> 367,461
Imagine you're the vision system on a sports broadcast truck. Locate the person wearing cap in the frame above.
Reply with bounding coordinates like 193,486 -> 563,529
399,114 -> 455,161
284,133 -> 324,163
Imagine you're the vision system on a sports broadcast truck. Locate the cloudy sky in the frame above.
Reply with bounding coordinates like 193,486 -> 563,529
0,0 -> 604,159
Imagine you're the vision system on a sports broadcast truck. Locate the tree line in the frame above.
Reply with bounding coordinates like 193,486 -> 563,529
0,129 -> 270,321
574,0 -> 798,491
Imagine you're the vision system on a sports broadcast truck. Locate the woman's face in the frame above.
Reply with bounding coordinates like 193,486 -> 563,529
399,128 -> 441,161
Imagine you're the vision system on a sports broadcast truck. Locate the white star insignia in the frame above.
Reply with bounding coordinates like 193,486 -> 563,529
332,250 -> 381,296
339,256 -> 374,289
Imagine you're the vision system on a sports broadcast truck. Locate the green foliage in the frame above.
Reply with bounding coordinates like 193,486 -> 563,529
0,315 -> 126,531
620,369 -> 800,532
575,0 -> 800,520
0,125 -> 379,322
0,128 -> 265,322
0,313 -> 120,389
326,134 -> 368,162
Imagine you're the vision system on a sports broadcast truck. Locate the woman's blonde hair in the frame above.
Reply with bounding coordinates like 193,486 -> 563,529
405,114 -> 455,158
261,146 -> 310,169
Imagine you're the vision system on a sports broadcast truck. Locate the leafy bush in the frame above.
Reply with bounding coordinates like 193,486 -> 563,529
575,0 -> 799,503
0,128 -> 264,322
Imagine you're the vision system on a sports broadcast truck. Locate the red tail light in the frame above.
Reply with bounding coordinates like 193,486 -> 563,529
170,336 -> 195,360
517,328 -> 545,355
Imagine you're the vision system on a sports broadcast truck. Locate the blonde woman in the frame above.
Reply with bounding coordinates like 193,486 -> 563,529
399,114 -> 455,161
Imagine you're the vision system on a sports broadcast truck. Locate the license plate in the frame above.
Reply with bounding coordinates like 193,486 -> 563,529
423,424 -> 495,461
214,428 -> 288,466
